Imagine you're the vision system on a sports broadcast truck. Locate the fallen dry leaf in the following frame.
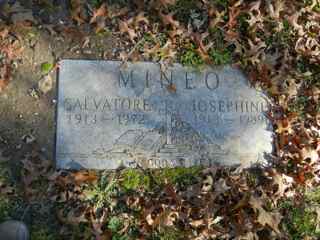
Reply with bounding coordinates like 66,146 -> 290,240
0,64 -> 11,92
133,12 -> 149,25
71,171 -> 98,184
90,3 -> 108,24
159,12 -> 180,29
38,75 -> 53,94
0,28 -> 9,39
166,83 -> 177,93
249,195 -> 282,234
119,20 -> 137,42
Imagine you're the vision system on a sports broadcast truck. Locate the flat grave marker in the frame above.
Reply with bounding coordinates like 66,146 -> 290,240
56,60 -> 272,169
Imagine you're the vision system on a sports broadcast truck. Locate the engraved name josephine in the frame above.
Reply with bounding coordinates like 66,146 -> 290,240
62,69 -> 268,126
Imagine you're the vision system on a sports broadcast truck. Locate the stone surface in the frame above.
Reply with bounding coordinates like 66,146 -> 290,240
56,60 -> 273,169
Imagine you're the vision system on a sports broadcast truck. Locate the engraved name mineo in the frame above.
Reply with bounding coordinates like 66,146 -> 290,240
118,69 -> 219,90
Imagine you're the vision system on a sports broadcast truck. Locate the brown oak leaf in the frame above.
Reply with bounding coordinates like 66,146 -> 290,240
119,20 -> 137,42
90,3 -> 108,24
0,64 -> 11,92
249,195 -> 282,234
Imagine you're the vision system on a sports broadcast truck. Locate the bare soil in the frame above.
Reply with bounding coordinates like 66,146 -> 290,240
0,26 -> 116,160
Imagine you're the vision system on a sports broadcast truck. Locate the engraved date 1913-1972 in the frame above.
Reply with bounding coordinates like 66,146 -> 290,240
66,113 -> 146,125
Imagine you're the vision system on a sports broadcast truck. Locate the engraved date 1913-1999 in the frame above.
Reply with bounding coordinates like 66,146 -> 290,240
66,113 -> 146,125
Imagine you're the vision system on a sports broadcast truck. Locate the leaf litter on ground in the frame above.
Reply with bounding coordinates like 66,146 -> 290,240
0,0 -> 319,239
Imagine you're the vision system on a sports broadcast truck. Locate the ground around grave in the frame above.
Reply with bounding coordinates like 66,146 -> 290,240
0,0 -> 319,239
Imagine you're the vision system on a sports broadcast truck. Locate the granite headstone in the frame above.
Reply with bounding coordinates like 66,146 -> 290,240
56,60 -> 272,169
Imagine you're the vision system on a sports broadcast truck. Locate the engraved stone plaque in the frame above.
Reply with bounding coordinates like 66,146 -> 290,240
56,60 -> 273,169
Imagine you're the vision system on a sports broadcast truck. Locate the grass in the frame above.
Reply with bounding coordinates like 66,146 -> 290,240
179,43 -> 204,67
89,0 -> 129,8
171,0 -> 229,27
306,187 -> 320,203
237,13 -> 250,36
108,216 -> 123,232
207,27 -> 234,65
170,0 -> 201,25
281,202 -> 320,239
288,95 -> 310,117
0,163 -> 16,222
107,216 -> 128,240
0,164 -> 64,240
106,216 -> 140,239
296,58 -> 320,88
37,0 -> 59,13
209,48 -> 232,65
280,188 -> 320,239
209,27 -> 225,49
121,169 -> 151,191
0,164 -> 201,239
84,173 -> 118,208
89,0 -> 104,8
304,0 -> 320,11
265,20 -> 293,49
121,167 -> 201,191
211,0 -> 229,9
150,227 -> 186,240
40,62 -> 54,75
0,196 -> 12,222
30,226 -> 56,240
156,166 -> 201,188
